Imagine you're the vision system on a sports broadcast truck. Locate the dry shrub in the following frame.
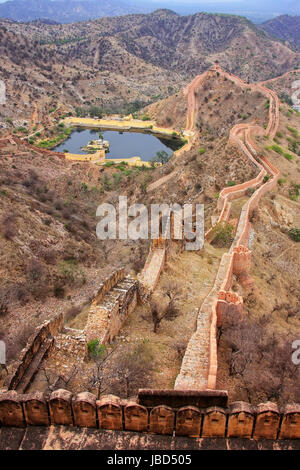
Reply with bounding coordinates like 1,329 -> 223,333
1,215 -> 17,240
174,340 -> 187,360
0,301 -> 8,318
54,199 -> 63,211
26,259 -> 49,300
14,284 -> 30,304
218,312 -> 300,404
249,208 -> 259,223
211,222 -> 234,248
150,281 -> 181,333
26,258 -> 45,282
131,256 -> 145,274
0,288 -> 9,317
53,284 -> 65,298
111,340 -> 154,397
42,248 -> 57,265
61,206 -> 72,219
64,305 -> 81,323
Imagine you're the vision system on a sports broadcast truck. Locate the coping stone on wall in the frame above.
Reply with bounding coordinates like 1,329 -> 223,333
138,389 -> 228,408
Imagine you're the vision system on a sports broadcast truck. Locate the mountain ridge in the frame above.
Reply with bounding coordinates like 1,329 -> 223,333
259,14 -> 300,51
0,0 -> 145,23
0,10 -> 300,128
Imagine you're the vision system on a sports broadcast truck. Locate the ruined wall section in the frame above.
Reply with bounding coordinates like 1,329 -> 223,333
12,137 -> 65,158
138,238 -> 167,295
84,268 -> 138,347
5,313 -> 63,393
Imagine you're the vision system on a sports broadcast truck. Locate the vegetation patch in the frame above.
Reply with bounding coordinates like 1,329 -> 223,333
211,222 -> 235,248
288,228 -> 300,242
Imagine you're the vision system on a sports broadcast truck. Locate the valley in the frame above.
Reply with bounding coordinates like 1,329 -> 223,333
0,8 -> 299,447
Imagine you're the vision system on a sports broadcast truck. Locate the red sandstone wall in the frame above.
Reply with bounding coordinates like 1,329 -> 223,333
0,390 -> 299,440
181,65 -> 281,392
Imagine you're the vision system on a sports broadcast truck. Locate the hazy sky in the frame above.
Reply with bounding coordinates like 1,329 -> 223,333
0,0 -> 297,15
0,0 -> 246,3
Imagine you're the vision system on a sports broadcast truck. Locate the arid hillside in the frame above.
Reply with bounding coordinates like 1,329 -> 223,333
259,15 -> 300,51
217,101 -> 300,405
0,71 -> 271,386
0,139 -> 155,369
259,69 -> 300,109
1,9 -> 300,134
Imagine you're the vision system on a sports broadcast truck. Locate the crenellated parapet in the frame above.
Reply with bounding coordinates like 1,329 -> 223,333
0,389 -> 299,439
216,290 -> 243,326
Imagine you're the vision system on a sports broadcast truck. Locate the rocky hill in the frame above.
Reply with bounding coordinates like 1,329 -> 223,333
260,15 -> 300,51
0,70 -> 268,372
1,9 -> 300,130
0,0 -> 142,23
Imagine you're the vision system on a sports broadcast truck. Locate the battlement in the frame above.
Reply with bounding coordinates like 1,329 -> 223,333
0,390 -> 299,440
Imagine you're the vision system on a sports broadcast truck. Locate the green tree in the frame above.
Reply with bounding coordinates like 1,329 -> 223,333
153,150 -> 170,165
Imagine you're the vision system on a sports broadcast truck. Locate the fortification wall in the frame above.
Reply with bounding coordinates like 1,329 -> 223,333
12,137 -> 65,158
0,390 -> 299,440
93,268 -> 126,305
0,137 -> 15,147
138,239 -> 167,294
65,151 -> 105,162
5,313 -> 63,392
177,65 -> 281,392
1,68 -> 288,441
138,215 -> 185,297
84,269 -> 138,346
204,161 -> 279,388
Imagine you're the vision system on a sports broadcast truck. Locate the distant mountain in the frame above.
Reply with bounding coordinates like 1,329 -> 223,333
1,9 -> 299,83
0,0 -> 147,23
1,0 -> 300,25
160,0 -> 300,23
259,15 -> 300,50
30,18 -> 60,25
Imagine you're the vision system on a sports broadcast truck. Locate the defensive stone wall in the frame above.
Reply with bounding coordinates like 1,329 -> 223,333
0,390 -> 299,440
84,268 -> 138,347
0,137 -> 15,147
5,313 -> 63,392
138,238 -> 167,294
176,64 -> 280,392
65,151 -> 105,162
1,67 -> 292,442
138,212 -> 185,296
12,136 -> 65,158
